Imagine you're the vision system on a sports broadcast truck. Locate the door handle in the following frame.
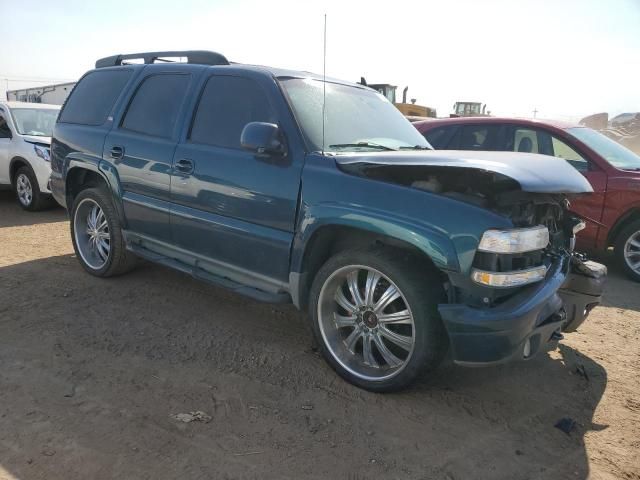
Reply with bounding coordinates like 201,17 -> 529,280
110,146 -> 124,160
174,158 -> 194,175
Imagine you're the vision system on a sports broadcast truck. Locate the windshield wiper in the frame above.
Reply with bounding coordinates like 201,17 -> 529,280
398,145 -> 432,150
329,142 -> 397,151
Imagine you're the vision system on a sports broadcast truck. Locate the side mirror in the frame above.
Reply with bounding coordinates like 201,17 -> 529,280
241,122 -> 285,156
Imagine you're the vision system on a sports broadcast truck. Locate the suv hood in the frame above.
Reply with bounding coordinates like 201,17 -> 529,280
335,150 -> 593,193
21,135 -> 52,146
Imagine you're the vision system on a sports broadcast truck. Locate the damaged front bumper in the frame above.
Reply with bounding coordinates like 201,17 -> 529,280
438,256 -> 606,366
558,258 -> 606,332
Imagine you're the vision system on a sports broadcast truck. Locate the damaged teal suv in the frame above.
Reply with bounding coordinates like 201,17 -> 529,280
50,51 -> 606,391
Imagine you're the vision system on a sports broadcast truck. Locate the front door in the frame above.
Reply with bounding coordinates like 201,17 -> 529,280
169,74 -> 303,284
504,125 -> 605,249
103,71 -> 193,242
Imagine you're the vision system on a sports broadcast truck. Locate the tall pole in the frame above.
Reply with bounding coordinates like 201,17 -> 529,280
321,14 -> 327,155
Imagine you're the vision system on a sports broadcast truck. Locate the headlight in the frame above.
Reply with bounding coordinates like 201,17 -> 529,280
472,265 -> 548,288
478,226 -> 549,254
33,144 -> 51,162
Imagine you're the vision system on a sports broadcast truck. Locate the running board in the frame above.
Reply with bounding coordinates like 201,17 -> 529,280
127,243 -> 291,304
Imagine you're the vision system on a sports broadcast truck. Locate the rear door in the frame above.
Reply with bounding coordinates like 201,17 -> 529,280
104,69 -> 195,242
169,73 -> 303,284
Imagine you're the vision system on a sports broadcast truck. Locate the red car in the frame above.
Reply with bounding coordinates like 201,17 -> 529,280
414,117 -> 640,281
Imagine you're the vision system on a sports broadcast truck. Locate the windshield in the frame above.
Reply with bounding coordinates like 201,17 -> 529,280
456,103 -> 481,115
279,78 -> 431,152
568,127 -> 640,170
11,108 -> 59,136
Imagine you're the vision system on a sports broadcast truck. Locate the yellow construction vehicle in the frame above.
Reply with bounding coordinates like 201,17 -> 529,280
451,101 -> 490,117
365,81 -> 436,118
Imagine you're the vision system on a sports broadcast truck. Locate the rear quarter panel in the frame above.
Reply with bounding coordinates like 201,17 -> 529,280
50,67 -> 143,209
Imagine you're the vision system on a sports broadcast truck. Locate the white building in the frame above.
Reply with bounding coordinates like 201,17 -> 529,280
6,82 -> 76,105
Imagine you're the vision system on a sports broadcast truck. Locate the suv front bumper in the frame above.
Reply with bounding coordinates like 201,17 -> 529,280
438,257 -> 605,366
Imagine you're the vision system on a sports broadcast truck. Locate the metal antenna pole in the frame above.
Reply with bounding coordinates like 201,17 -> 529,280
322,14 -> 327,155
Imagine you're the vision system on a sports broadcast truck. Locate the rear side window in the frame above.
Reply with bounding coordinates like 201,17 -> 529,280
423,126 -> 457,149
189,75 -> 275,149
512,128 -> 540,153
59,70 -> 132,125
121,74 -> 190,138
456,125 -> 501,150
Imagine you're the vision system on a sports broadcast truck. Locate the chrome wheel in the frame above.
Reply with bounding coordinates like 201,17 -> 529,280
624,230 -> 640,274
317,265 -> 415,381
74,198 -> 111,270
16,173 -> 33,206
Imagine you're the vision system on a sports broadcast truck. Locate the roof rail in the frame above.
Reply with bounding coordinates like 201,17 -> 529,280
95,50 -> 229,68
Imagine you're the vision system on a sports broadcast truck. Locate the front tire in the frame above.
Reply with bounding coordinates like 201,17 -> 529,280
309,248 -> 448,392
70,187 -> 137,277
13,166 -> 53,211
615,219 -> 640,282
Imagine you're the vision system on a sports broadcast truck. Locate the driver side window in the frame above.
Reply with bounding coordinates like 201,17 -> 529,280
551,137 -> 588,172
508,126 -> 589,172
0,114 -> 12,139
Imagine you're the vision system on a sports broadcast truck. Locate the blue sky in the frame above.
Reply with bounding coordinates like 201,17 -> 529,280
1,0 -> 638,120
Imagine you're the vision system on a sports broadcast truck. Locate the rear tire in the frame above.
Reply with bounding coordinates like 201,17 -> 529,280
308,247 -> 448,392
70,187 -> 137,277
615,219 -> 640,282
13,166 -> 53,211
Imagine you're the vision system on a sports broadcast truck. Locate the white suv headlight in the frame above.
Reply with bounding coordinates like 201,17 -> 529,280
33,144 -> 51,162
478,226 -> 549,254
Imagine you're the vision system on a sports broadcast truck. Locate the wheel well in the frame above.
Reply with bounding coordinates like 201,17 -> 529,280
9,157 -> 30,183
297,225 -> 445,309
608,208 -> 640,246
65,168 -> 108,206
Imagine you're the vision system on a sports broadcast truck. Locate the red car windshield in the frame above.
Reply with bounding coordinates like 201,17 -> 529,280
569,127 -> 640,171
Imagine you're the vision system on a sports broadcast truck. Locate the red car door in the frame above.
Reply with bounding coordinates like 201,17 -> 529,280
545,132 -> 607,250
506,125 -> 606,250
571,167 -> 607,250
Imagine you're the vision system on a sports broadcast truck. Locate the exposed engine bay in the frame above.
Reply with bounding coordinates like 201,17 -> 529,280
339,163 -> 582,241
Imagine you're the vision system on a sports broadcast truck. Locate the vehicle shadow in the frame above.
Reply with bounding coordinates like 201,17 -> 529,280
0,254 -> 611,480
0,190 -> 66,228
409,343 -> 608,479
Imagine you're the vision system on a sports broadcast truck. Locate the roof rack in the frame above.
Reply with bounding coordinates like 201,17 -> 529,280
95,50 -> 229,68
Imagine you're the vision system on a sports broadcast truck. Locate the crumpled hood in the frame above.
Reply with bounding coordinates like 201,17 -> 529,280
334,150 -> 593,193
21,135 -> 52,146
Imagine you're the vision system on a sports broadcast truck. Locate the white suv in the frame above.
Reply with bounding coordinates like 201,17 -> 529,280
0,101 -> 61,210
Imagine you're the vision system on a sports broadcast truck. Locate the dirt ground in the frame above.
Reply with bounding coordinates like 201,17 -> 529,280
0,190 -> 638,480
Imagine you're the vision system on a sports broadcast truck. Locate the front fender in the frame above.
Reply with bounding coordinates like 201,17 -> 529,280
292,202 -> 460,273
293,154 -> 514,279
